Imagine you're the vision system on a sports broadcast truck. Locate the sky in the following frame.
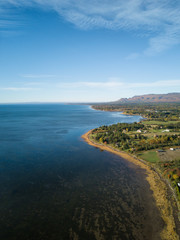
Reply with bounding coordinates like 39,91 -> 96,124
0,0 -> 180,103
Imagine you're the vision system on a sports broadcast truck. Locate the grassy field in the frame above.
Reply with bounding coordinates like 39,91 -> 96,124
138,151 -> 159,163
158,148 -> 180,162
143,131 -> 180,139
143,120 -> 179,125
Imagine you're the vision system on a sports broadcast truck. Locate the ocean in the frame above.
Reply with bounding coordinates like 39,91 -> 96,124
0,104 -> 164,240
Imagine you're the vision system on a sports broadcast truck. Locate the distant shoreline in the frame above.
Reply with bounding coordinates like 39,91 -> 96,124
90,105 -> 147,119
82,129 -> 179,240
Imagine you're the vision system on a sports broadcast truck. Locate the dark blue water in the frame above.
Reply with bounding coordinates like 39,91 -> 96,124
0,104 -> 163,240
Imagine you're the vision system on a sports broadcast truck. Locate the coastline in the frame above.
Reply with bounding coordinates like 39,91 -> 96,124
82,129 -> 179,240
90,105 -> 147,119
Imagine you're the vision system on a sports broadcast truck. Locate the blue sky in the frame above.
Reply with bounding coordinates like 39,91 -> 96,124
0,0 -> 180,103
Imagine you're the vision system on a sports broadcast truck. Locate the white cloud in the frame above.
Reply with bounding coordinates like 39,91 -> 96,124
0,87 -> 33,91
58,81 -> 124,88
1,1 -> 180,53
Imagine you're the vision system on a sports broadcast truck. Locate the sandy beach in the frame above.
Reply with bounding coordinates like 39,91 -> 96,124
82,130 -> 179,240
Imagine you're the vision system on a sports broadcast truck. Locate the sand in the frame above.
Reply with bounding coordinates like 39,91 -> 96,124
82,130 -> 179,240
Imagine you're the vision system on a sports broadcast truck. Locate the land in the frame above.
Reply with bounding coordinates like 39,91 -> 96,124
82,100 -> 180,239
111,92 -> 180,104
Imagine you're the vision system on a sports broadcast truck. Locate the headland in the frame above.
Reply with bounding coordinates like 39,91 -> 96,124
82,105 -> 180,240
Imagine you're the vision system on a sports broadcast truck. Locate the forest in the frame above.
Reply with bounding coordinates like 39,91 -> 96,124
91,117 -> 180,151
92,103 -> 180,121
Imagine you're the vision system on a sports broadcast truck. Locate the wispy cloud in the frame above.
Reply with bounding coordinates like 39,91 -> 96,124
1,79 -> 179,92
24,82 -> 44,86
58,81 -> 124,88
0,87 -> 33,91
58,79 -> 180,89
126,53 -> 140,60
128,80 -> 180,88
1,1 -> 180,54
21,74 -> 56,78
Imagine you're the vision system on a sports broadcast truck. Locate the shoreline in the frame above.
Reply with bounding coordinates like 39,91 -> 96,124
90,105 -> 147,120
82,129 -> 179,240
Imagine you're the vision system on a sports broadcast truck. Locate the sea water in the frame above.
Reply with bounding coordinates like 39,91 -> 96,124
0,104 -> 163,240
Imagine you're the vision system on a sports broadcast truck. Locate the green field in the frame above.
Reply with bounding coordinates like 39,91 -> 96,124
138,151 -> 159,163
143,120 -> 179,125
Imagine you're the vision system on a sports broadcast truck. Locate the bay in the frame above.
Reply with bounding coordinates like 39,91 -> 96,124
0,104 -> 163,240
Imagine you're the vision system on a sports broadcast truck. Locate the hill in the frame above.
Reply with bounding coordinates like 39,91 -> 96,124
115,93 -> 180,103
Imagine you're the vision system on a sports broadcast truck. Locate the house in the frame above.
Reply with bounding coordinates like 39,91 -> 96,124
162,129 -> 170,132
137,129 -> 142,133
170,148 -> 175,151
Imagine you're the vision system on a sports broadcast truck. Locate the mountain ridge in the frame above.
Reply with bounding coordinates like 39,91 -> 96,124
114,93 -> 180,103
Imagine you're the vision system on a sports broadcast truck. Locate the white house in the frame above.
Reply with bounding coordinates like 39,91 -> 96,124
162,129 -> 170,132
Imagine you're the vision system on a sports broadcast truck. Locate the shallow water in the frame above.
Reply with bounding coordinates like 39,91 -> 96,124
0,104 -> 164,239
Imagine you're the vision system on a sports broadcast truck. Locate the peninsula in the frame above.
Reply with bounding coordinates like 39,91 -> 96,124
82,94 -> 180,239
